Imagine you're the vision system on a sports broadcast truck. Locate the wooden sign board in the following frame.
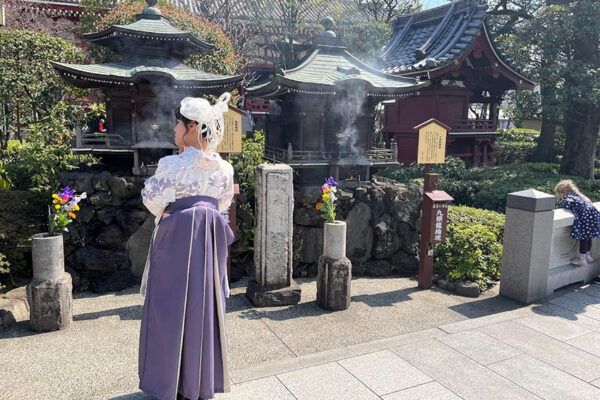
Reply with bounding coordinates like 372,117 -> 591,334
415,119 -> 449,164
217,105 -> 243,153
0,5 -> 5,27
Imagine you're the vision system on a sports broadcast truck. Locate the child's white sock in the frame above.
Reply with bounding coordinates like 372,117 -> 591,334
587,252 -> 594,262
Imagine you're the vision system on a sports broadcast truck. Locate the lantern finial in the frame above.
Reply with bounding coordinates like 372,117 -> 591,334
142,0 -> 162,16
320,16 -> 336,38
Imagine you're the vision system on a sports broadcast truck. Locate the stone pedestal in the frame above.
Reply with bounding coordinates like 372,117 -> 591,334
500,189 -> 555,304
317,256 -> 352,311
317,221 -> 352,311
26,273 -> 73,332
246,164 -> 301,306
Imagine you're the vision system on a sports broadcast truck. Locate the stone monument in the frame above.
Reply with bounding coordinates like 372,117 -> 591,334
500,189 -> 555,304
246,164 -> 301,306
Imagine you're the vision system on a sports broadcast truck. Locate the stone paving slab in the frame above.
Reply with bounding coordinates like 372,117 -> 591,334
338,350 -> 432,396
5,278 -> 600,399
488,354 -> 600,400
392,339 -> 540,400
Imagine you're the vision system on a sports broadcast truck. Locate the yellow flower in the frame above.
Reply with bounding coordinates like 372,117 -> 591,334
315,202 -> 322,210
323,193 -> 330,200
68,212 -> 76,219
73,205 -> 80,211
55,205 -> 61,209
52,194 -> 60,199
326,188 -> 331,193
53,199 -> 58,204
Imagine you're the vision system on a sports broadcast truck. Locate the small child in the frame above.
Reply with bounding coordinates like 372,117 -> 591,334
555,180 -> 600,265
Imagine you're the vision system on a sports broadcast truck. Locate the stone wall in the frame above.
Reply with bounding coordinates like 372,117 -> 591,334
57,167 -> 151,293
58,168 -> 423,292
292,178 -> 422,278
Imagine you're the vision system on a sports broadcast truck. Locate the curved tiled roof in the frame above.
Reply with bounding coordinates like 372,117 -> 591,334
379,0 -> 488,74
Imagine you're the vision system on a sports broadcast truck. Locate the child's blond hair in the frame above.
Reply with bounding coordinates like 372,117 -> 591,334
555,179 -> 581,199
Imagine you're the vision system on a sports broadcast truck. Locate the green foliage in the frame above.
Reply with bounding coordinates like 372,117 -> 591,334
498,128 -> 539,144
0,190 -> 48,291
0,29 -> 86,149
377,156 -> 467,184
494,142 -> 536,165
379,162 -> 600,213
0,253 -> 9,292
434,216 -> 503,291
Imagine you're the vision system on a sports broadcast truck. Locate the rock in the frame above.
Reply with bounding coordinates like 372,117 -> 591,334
107,176 -> 129,199
229,262 -> 246,283
245,279 -> 302,307
95,224 -> 126,249
96,207 -> 116,225
92,171 -> 111,192
390,250 -> 419,275
456,281 -> 480,298
26,273 -> 73,332
76,205 -> 95,224
295,226 -> 323,264
437,279 -> 448,289
89,191 -> 112,208
116,209 -> 148,236
91,269 -> 137,294
373,215 -> 401,259
68,246 -> 129,274
126,215 -> 155,278
294,185 -> 322,205
317,256 -> 352,311
294,206 -> 321,226
366,259 -> 391,277
58,172 -> 95,195
447,282 -> 456,292
63,222 -> 95,248
0,287 -> 29,332
65,267 -> 81,291
124,196 -> 146,211
369,186 -> 386,221
345,202 -> 373,263
354,186 -> 369,203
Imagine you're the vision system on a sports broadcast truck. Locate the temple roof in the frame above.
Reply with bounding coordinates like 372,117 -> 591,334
51,59 -> 241,91
247,21 -> 427,99
378,0 -> 533,87
83,1 -> 214,57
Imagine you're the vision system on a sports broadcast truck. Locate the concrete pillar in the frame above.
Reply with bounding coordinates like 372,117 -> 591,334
500,189 -> 555,304
246,164 -> 301,306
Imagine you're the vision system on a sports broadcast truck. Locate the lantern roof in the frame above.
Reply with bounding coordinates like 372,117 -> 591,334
82,0 -> 214,58
52,0 -> 242,91
247,18 -> 427,99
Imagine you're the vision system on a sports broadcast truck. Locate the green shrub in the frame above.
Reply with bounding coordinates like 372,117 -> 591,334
0,190 -> 48,291
434,206 -> 505,290
0,253 -> 9,292
498,128 -> 539,143
377,156 -> 467,183
494,141 -> 536,164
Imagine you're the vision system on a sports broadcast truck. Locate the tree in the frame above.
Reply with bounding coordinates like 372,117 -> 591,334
0,29 -> 86,149
341,21 -> 391,62
81,0 -> 242,75
355,0 -> 420,23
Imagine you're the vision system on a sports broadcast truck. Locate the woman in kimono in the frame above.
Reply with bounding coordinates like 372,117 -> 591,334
138,93 -> 235,400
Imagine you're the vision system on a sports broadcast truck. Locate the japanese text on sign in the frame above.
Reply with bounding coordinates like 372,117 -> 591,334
417,122 -> 447,164
217,107 -> 243,153
434,210 -> 443,241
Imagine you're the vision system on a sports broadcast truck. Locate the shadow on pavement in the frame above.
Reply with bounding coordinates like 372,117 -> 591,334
108,392 -> 152,400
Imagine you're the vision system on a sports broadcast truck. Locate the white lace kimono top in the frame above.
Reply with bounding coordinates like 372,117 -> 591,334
141,146 -> 235,225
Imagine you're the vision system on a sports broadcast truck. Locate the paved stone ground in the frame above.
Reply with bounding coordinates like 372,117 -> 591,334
2,276 -> 600,399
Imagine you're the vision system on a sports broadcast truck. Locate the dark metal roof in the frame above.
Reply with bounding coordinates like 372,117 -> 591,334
378,0 -> 531,86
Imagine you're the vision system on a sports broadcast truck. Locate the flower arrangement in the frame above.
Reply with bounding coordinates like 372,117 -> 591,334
316,177 -> 339,224
48,187 -> 87,236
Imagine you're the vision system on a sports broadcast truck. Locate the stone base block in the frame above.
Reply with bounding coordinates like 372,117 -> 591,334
317,256 -> 352,311
456,281 -> 480,298
26,273 -> 73,332
0,287 -> 30,332
245,279 -> 301,307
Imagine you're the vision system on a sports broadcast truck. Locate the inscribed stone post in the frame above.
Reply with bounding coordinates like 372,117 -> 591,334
246,164 -> 301,306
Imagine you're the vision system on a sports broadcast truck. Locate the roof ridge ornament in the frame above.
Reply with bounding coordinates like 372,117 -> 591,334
315,16 -> 341,46
140,0 -> 162,19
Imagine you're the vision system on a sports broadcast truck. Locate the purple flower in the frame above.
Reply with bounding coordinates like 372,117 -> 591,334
59,186 -> 75,199
326,177 -> 338,187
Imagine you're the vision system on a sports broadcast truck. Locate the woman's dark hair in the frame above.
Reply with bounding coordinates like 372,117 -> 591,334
174,108 -> 208,138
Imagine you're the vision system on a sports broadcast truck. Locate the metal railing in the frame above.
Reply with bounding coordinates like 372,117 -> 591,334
452,119 -> 495,132
264,145 -> 397,165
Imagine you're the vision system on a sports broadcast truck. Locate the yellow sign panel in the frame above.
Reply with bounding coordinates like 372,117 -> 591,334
417,122 -> 447,164
217,106 -> 243,153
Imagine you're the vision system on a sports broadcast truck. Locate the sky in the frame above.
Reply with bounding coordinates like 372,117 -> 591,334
422,0 -> 451,10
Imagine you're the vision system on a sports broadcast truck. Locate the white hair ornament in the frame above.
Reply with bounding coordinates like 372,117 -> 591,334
179,92 -> 231,152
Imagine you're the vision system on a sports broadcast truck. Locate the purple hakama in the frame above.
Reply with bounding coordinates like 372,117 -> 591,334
139,196 -> 233,400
